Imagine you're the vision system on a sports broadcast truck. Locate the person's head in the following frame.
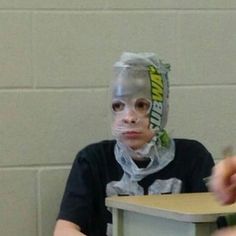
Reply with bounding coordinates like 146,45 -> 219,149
111,52 -> 170,150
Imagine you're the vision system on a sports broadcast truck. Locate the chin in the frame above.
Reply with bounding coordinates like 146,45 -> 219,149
123,140 -> 144,150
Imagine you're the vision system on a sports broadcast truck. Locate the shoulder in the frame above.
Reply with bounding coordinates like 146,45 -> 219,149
173,139 -> 215,172
75,140 -> 116,162
174,138 -> 209,152
81,140 -> 116,153
174,138 -> 214,161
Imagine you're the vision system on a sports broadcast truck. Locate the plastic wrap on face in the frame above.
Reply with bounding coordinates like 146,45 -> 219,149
112,98 -> 152,117
111,52 -> 170,138
111,67 -> 152,138
112,67 -> 151,100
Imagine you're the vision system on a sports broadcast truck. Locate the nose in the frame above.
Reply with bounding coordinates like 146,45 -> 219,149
122,110 -> 138,124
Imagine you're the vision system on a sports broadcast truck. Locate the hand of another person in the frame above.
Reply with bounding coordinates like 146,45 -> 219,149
210,156 -> 236,205
212,226 -> 236,236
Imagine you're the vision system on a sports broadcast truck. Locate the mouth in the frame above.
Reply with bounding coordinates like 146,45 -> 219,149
122,130 -> 142,138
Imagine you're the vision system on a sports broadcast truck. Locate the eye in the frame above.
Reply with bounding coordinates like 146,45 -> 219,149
134,98 -> 151,114
112,101 -> 125,112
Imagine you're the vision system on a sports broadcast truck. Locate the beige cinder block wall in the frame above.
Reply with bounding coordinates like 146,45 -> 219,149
1,1 -> 236,235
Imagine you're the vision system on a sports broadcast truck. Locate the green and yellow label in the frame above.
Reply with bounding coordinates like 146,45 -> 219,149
148,65 -> 164,131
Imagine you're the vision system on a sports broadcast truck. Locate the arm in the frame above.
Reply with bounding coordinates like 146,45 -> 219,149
53,220 -> 86,236
210,156 -> 236,204
54,157 -> 93,236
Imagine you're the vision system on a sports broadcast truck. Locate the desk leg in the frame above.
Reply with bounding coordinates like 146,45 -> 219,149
112,208 -> 123,236
195,222 -> 217,236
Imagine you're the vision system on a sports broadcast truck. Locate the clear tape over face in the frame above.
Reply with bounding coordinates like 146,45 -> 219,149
112,98 -> 152,117
111,97 -> 152,138
111,52 -> 170,136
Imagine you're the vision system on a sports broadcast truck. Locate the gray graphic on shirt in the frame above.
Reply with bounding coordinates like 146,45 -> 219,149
148,178 -> 182,194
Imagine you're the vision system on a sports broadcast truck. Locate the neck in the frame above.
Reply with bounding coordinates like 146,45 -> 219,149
131,156 -> 149,161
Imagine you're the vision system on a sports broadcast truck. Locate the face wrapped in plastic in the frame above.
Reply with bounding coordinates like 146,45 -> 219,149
110,52 -> 170,150
112,97 -> 152,117
111,66 -> 154,149
112,67 -> 152,117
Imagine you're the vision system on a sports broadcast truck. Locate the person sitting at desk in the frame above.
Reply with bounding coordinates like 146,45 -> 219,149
53,52 -> 215,236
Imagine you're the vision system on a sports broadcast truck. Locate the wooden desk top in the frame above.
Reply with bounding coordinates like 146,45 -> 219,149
106,192 -> 236,223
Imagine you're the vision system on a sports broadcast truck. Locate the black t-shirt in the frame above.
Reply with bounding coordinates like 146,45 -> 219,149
57,139 -> 214,236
